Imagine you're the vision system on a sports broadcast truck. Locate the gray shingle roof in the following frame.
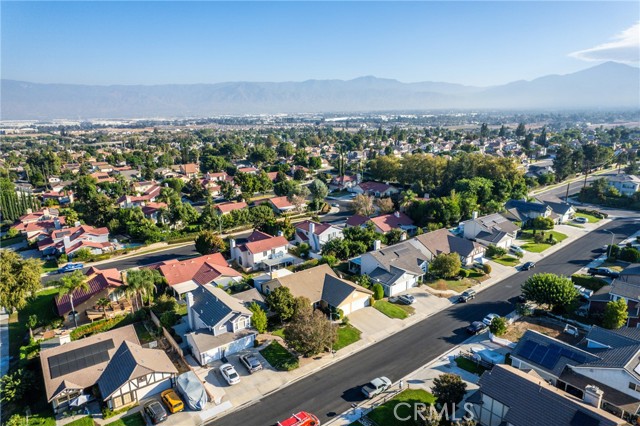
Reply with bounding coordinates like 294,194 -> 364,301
368,241 -> 428,276
475,365 -> 624,426
610,280 -> 640,301
505,199 -> 551,214
474,212 -> 520,234
414,228 -> 485,258
191,285 -> 251,328
545,201 -> 575,216
321,275 -> 372,308
580,326 -> 640,378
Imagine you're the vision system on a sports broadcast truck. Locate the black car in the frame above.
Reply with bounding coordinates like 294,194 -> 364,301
457,290 -> 476,303
587,267 -> 620,278
522,262 -> 536,271
144,401 -> 168,424
466,321 -> 487,335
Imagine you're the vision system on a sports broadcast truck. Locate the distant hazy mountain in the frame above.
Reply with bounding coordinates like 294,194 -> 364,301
2,62 -> 638,120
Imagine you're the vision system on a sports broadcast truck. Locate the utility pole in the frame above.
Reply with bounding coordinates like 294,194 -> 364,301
565,181 -> 571,201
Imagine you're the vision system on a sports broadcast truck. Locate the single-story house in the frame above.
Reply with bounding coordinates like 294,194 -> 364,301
412,228 -> 486,266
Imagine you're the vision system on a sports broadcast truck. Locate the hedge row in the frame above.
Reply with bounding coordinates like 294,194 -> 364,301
571,274 -> 608,291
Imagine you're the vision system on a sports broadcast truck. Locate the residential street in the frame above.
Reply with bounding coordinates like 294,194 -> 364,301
211,217 -> 638,426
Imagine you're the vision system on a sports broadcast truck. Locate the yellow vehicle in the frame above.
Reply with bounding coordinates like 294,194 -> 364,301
160,389 -> 184,413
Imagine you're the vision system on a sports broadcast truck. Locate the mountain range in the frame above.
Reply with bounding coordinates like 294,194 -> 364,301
2,62 -> 638,120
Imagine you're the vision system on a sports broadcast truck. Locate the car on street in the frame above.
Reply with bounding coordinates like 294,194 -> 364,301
457,289 -> 476,303
331,203 -> 340,207
160,389 -> 184,413
522,262 -> 535,271
240,353 -> 263,373
57,263 -> 84,274
277,411 -> 321,426
574,217 -> 588,224
510,245 -> 525,255
144,401 -> 168,424
587,267 -> 620,278
397,294 -> 415,305
466,321 -> 488,335
482,313 -> 500,326
220,363 -> 240,385
361,376 -> 392,398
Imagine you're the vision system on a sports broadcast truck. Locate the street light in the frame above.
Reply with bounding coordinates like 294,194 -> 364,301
605,230 -> 615,259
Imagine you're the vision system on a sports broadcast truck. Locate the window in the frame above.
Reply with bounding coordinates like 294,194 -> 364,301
263,251 -> 267,256
629,382 -> 640,392
137,377 -> 146,385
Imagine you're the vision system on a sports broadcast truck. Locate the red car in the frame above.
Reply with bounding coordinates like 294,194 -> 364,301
277,411 -> 320,426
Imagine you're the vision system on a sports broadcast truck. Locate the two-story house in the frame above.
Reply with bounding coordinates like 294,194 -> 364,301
11,208 -> 66,241
184,285 -> 256,365
229,230 -> 292,271
155,253 -> 242,296
293,220 -> 343,253
462,212 -> 520,249
503,199 -> 555,224
589,264 -> 640,327
608,174 -> 640,197
37,224 -> 114,257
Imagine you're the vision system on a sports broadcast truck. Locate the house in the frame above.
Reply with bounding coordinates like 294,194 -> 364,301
180,163 -> 199,178
503,199 -> 555,223
215,201 -> 248,215
115,184 -> 162,208
355,241 -> 429,296
54,267 -> 130,324
141,202 -> 167,222
462,212 -> 520,248
412,228 -> 486,266
97,340 -> 178,410
544,201 -> 576,224
293,220 -> 343,253
232,288 -> 269,312
350,181 -> 399,197
229,230 -> 292,271
263,264 -> 372,315
41,190 -> 75,206
589,264 -> 640,327
346,212 -> 416,235
237,166 -> 259,174
40,325 -> 176,414
330,174 -> 358,190
156,253 -> 242,296
510,327 -> 640,419
468,364 -> 625,426
184,285 -> 256,366
11,208 -> 66,241
38,224 -> 114,257
89,172 -> 115,184
608,174 -> 640,197
268,196 -> 299,214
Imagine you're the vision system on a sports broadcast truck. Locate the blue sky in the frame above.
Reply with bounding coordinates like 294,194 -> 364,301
2,1 -> 638,86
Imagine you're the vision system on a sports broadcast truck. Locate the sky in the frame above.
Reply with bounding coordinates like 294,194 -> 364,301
2,1 -> 639,87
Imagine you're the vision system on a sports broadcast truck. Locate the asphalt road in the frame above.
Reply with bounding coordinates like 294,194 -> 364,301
535,171 -> 616,202
212,218 -> 638,426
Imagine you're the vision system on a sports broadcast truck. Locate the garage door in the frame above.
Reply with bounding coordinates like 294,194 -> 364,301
136,379 -> 172,400
347,295 -> 370,315
202,334 -> 256,362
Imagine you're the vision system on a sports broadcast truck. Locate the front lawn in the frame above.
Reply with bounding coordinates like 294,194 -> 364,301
455,356 -> 489,375
269,327 -> 285,339
575,212 -> 601,223
492,255 -> 520,267
105,413 -> 146,426
374,300 -> 414,319
427,278 -> 475,293
367,389 -> 436,426
519,230 -> 568,253
333,324 -> 361,351
9,288 -> 60,358
259,341 -> 299,371
64,417 -> 95,426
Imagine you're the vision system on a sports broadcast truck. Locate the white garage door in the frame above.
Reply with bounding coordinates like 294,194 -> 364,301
202,334 -> 256,362
348,295 -> 370,314
136,379 -> 172,400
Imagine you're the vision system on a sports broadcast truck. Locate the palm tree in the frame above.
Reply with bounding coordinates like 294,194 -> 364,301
58,270 -> 89,328
400,190 -> 417,212
96,297 -> 111,319
125,269 -> 158,310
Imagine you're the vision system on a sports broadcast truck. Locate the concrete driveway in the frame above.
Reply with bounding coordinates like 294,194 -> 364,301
348,307 -> 397,339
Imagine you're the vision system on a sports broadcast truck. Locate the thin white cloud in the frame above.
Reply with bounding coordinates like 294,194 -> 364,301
569,22 -> 639,63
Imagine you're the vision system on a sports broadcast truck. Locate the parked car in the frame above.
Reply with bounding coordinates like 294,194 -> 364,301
397,294 -> 415,305
466,321 -> 488,335
573,285 -> 594,300
522,262 -> 536,271
482,313 -> 500,326
510,245 -> 525,255
574,217 -> 588,224
220,363 -> 240,385
144,401 -> 168,424
240,353 -> 263,373
587,267 -> 620,278
160,389 -> 184,413
57,263 -> 84,274
361,376 -> 392,398
457,289 -> 476,303
277,411 -> 321,426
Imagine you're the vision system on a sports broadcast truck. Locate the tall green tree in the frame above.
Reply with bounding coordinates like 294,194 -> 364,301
521,273 -> 578,311
284,307 -> 336,357
603,298 -> 628,329
58,270 -> 89,328
430,253 -> 461,279
248,302 -> 268,334
0,251 -> 42,313
125,269 -> 160,308
195,230 -> 227,255
266,286 -> 296,322
431,373 -> 468,416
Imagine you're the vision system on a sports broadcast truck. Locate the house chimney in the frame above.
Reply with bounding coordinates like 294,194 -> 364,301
583,385 -> 604,409
26,208 -> 33,215
309,222 -> 316,235
43,207 -> 50,217
373,239 -> 381,251
423,193 -> 429,200
277,230 -> 284,237
63,235 -> 71,249
186,292 -> 196,331
400,232 -> 407,241
394,211 -> 400,218
54,217 -> 61,229
74,221 -> 81,227
472,211 -> 478,220
230,238 -> 236,249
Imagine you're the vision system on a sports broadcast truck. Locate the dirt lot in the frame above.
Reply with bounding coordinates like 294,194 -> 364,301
502,316 -> 583,345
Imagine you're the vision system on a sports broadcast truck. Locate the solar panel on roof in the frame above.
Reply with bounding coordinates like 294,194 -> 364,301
530,345 -> 548,364
48,339 -> 114,379
518,340 -> 537,359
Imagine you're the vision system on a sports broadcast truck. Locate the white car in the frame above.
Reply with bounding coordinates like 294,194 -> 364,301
574,217 -> 588,224
361,376 -> 392,398
219,363 -> 240,385
482,313 -> 500,326
510,245 -> 525,255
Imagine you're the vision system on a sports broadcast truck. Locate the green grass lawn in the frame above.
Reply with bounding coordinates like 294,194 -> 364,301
492,255 -> 520,267
333,324 -> 361,351
270,327 -> 285,339
367,389 -> 436,426
259,341 -> 299,371
9,288 -> 61,358
427,278 -> 476,293
105,413 -> 146,426
64,416 -> 95,426
374,300 -> 414,319
575,212 -> 601,223
519,230 -> 568,253
455,356 -> 489,375
0,235 -> 26,247
134,321 -> 156,344
42,259 -> 59,273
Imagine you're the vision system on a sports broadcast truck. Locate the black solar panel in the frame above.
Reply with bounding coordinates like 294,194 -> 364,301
530,345 -> 548,364
518,340 -> 537,359
48,339 -> 114,379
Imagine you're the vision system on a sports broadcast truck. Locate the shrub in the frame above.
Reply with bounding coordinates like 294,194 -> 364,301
489,317 -> 508,336
102,403 -> 139,419
71,314 -> 136,340
571,274 -> 608,291
486,245 -> 507,258
341,316 -> 350,326
533,233 -> 545,244
153,294 -> 178,315
160,311 -> 181,329
620,247 -> 640,263
458,269 -> 470,278
482,263 -> 492,274
372,283 -> 384,300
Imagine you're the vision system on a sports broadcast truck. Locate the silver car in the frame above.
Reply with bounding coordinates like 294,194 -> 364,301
240,354 -> 263,373
362,376 -> 392,398
220,363 -> 240,385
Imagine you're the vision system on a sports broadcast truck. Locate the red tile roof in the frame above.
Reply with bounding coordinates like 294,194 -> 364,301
295,220 -> 332,235
269,196 -> 294,210
243,233 -> 289,254
358,181 -> 393,193
346,214 -> 369,227
216,201 -> 248,213
158,253 -> 239,286
181,163 -> 199,174
55,267 -> 123,315
369,212 -> 414,233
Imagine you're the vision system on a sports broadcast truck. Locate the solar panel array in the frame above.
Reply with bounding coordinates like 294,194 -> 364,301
48,339 -> 115,379
517,340 -> 588,370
